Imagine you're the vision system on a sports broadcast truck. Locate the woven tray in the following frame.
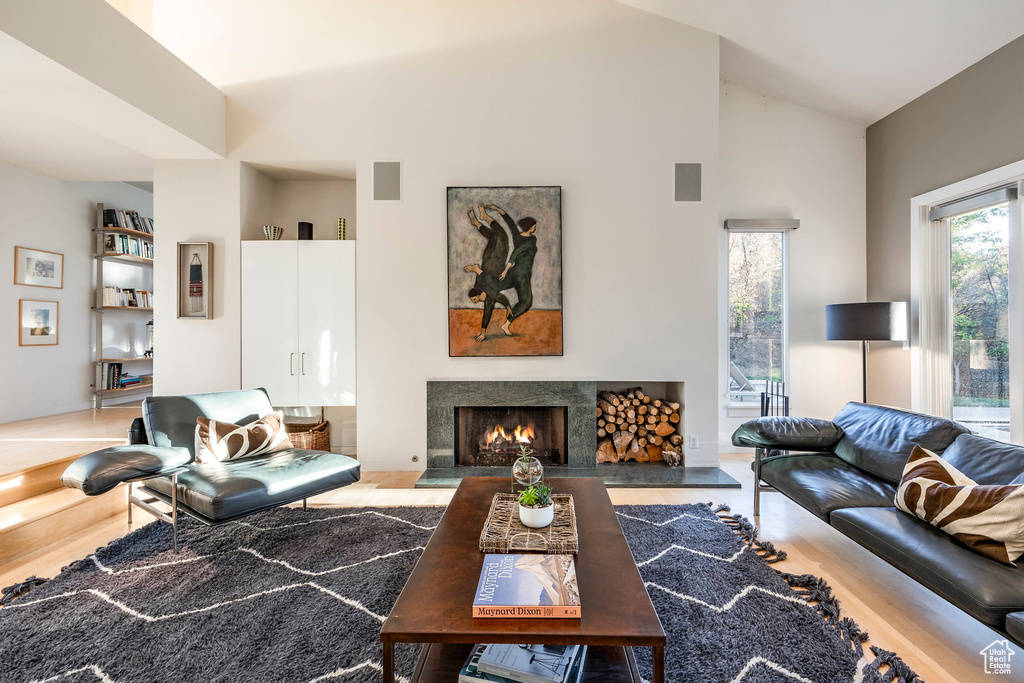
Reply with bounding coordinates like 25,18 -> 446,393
479,493 -> 578,554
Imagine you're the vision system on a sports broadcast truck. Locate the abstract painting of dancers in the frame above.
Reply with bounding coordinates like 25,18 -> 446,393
447,186 -> 562,357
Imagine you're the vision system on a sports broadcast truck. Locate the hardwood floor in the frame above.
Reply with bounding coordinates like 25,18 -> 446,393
0,403 -> 140,476
0,437 -> 1002,681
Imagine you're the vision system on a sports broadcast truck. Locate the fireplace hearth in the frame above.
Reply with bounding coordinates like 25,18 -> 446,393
455,406 -> 568,467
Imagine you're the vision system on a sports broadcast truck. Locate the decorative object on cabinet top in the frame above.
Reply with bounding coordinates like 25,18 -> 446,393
263,225 -> 283,240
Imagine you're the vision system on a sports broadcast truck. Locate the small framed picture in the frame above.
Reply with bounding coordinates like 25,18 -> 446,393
19,299 -> 58,346
177,242 -> 214,319
14,247 -> 63,289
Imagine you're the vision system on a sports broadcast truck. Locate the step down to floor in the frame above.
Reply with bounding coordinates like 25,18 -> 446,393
0,455 -> 85,508
0,486 -> 125,567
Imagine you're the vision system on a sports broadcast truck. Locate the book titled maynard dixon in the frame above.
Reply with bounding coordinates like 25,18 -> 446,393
473,554 -> 580,618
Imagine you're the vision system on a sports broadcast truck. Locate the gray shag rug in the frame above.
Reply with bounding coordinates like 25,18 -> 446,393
0,504 -> 921,683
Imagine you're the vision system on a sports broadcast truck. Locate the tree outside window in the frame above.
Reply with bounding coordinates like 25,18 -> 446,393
729,232 -> 785,403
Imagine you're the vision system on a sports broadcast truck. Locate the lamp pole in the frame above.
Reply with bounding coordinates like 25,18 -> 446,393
861,341 -> 868,404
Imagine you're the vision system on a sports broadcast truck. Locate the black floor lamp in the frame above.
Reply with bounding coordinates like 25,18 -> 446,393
825,302 -> 908,403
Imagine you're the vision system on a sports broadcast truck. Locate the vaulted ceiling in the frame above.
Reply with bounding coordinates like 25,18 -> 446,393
618,0 -> 1024,125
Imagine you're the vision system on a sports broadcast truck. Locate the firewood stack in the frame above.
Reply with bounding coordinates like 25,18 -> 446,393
595,387 -> 683,466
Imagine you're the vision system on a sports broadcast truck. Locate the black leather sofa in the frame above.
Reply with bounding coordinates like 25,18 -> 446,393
63,389 -> 361,551
733,402 -> 1024,643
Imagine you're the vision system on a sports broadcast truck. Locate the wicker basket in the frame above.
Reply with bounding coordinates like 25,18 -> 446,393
284,420 -> 331,451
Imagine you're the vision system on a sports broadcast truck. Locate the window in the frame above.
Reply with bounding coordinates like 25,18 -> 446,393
914,181 -> 1021,444
950,204 -> 1011,441
728,230 -> 787,404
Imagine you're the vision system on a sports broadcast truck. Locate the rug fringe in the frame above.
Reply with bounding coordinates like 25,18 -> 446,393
0,576 -> 47,606
779,572 -> 842,623
707,506 -> 922,682
865,646 -> 925,683
716,510 -> 788,563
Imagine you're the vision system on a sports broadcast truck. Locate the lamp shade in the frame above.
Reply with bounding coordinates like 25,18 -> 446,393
826,302 -> 908,342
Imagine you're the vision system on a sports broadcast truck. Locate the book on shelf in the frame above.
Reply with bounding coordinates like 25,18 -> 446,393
105,362 -> 123,390
460,644 -> 587,683
102,287 -> 153,308
473,554 -> 580,619
101,207 -> 154,234
102,233 -> 153,258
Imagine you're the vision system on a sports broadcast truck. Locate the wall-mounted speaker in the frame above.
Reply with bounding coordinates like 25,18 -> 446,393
373,161 -> 402,201
674,162 -> 701,202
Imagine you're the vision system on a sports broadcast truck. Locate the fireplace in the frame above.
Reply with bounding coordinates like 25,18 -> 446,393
455,406 -> 568,467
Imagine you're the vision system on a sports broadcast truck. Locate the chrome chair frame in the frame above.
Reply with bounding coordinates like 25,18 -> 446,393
753,380 -> 789,516
126,469 -> 310,554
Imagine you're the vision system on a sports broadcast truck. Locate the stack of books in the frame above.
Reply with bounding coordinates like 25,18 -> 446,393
103,233 -> 154,258
459,644 -> 587,683
118,374 -> 144,388
464,554 -> 586,682
103,364 -> 151,390
102,287 -> 152,308
102,208 -> 154,234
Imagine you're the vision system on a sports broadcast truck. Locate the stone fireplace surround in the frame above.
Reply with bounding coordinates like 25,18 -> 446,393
426,380 -> 595,469
422,379 -> 742,489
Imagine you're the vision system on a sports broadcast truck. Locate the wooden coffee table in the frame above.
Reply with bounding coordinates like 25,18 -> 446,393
380,477 -> 666,682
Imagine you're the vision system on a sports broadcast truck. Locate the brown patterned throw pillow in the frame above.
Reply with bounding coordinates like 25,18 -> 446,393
895,445 -> 1024,564
195,411 -> 293,463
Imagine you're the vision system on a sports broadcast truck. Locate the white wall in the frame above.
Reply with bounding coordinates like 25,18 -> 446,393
153,160 -> 241,395
718,83 -> 866,449
155,1 -> 723,469
0,162 -> 153,422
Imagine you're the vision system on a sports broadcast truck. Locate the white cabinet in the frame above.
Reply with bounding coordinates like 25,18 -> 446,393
242,241 -> 355,406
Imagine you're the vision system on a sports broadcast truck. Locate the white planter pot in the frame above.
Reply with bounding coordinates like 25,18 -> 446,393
519,503 -> 554,529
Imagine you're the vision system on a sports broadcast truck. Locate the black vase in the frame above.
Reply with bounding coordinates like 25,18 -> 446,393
298,222 -> 313,240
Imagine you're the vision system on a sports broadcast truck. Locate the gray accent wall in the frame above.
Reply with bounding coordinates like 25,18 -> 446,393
866,35 -> 1024,409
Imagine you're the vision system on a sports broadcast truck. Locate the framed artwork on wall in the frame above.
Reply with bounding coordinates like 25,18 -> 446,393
177,242 -> 214,319
447,186 -> 562,357
19,299 -> 58,346
14,247 -> 64,289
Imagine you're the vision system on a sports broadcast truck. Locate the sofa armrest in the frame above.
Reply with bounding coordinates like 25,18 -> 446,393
732,417 -> 844,452
1007,611 -> 1024,645
62,445 -> 191,496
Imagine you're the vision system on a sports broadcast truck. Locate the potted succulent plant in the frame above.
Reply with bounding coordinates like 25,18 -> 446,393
518,483 -> 554,529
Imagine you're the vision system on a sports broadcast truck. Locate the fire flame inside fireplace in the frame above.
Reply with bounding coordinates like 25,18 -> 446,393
484,423 -> 536,448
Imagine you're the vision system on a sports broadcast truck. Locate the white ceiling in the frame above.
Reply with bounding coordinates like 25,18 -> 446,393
618,0 -> 1024,125
4,0 -> 1024,182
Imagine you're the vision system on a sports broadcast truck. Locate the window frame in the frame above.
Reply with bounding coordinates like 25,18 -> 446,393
912,172 -> 1024,445
725,226 -> 791,411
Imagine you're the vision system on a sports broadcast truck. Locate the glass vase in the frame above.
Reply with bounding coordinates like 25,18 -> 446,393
512,455 -> 543,490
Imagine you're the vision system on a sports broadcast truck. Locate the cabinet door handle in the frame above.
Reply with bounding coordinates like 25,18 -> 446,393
301,352 -> 307,375
290,353 -> 295,376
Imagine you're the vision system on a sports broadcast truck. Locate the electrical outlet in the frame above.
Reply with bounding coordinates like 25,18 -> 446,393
688,435 -> 699,449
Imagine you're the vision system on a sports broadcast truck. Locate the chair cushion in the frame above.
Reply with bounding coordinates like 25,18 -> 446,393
732,417 -> 844,452
756,453 -> 897,522
142,389 -> 275,457
1007,612 -> 1024,644
895,445 -> 1024,564
62,445 -> 191,496
831,507 -> 1024,627
196,411 -> 292,462
142,449 -> 360,523
942,433 -> 1024,486
832,402 -> 970,484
